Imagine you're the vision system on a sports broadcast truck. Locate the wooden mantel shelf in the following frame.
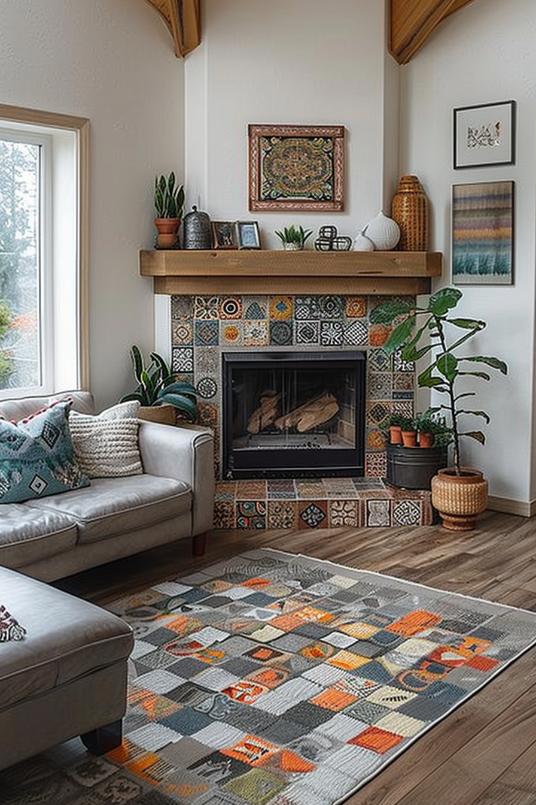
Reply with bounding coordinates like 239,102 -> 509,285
140,249 -> 442,296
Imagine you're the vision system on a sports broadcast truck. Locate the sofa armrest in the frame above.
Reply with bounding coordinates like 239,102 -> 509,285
138,422 -> 215,535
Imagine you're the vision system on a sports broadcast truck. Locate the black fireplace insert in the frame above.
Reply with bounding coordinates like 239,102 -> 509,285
222,351 -> 366,479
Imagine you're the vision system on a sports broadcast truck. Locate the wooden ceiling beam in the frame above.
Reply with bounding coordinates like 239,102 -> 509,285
390,0 -> 475,65
145,0 -> 201,58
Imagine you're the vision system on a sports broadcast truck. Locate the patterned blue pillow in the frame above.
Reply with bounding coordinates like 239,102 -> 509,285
0,401 -> 90,503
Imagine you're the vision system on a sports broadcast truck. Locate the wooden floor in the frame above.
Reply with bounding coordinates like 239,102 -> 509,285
59,511 -> 536,805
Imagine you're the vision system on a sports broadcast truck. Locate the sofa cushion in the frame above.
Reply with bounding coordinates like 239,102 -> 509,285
27,475 -> 192,544
0,566 -> 133,710
0,505 -> 78,568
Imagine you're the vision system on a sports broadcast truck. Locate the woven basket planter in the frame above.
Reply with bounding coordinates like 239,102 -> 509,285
431,468 -> 488,532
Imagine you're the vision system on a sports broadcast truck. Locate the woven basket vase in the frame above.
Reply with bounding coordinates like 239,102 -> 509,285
392,175 -> 429,252
431,468 -> 488,532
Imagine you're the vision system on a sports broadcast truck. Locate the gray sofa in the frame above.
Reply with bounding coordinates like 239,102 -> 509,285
0,391 -> 215,581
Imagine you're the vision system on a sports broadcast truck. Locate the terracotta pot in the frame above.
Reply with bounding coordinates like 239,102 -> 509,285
391,175 -> 429,252
154,217 -> 181,249
138,404 -> 177,425
389,425 -> 403,445
431,468 -> 488,532
419,432 -> 434,449
401,430 -> 418,448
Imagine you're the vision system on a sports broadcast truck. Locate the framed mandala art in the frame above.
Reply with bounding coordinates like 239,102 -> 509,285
248,124 -> 345,211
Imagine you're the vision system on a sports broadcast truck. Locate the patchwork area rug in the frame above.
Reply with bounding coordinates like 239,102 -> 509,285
2,549 -> 536,805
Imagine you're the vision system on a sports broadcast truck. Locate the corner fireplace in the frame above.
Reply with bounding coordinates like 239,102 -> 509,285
222,351 -> 366,479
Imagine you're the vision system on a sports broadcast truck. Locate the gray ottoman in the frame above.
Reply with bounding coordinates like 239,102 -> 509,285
0,566 -> 133,771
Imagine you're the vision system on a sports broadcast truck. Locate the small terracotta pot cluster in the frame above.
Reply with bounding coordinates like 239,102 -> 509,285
389,426 -> 433,449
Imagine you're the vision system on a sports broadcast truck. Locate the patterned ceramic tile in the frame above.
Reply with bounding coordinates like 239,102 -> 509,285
298,500 -> 328,529
365,452 -> 387,478
243,297 -> 268,319
367,401 -> 392,427
368,349 -> 393,373
296,480 -> 326,499
171,296 -> 193,320
344,320 -> 368,346
369,324 -> 392,347
221,322 -> 244,346
270,321 -> 293,346
215,481 -> 237,502
329,499 -> 361,527
194,296 -> 219,320
236,480 -> 268,500
172,322 -> 193,346
320,321 -> 344,346
295,320 -> 320,345
367,429 -> 387,451
394,350 -> 415,372
393,499 -> 422,526
197,377 -> 218,399
295,296 -> 321,320
195,320 -> 219,346
220,297 -> 243,319
323,478 -> 358,498
195,347 -> 219,378
244,320 -> 269,347
172,347 -> 194,373
269,296 -> 294,320
268,500 -> 298,529
393,373 -> 414,391
197,402 -> 218,431
366,499 -> 392,527
319,295 -> 343,319
345,296 -> 367,318
267,480 -> 297,499
236,501 -> 267,529
368,373 -> 392,400
214,500 -> 235,529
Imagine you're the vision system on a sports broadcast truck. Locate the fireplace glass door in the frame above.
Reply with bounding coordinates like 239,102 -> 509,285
223,351 -> 366,478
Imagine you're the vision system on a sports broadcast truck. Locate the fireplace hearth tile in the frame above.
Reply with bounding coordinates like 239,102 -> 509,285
215,481 -> 237,501
367,429 -> 387,451
393,391 -> 414,401
320,321 -> 344,346
344,320 -> 368,346
194,296 -> 220,320
172,347 -> 194,373
267,480 -> 297,499
345,296 -> 367,318
244,320 -> 269,346
269,296 -> 294,320
369,324 -> 392,347
319,295 -> 343,319
298,501 -> 328,529
366,499 -> 392,527
243,296 -> 269,319
270,321 -> 293,346
268,500 -> 299,529
221,321 -> 244,346
196,377 -> 218,399
195,320 -> 219,346
214,500 -> 235,529
365,452 -> 388,478
367,401 -> 391,427
220,296 -> 243,319
393,499 -> 422,526
296,480 -> 326,499
295,297 -> 321,320
368,349 -> 393,373
394,350 -> 415,372
329,499 -> 361,528
236,480 -> 268,500
323,479 -> 358,499
197,402 -> 218,431
171,296 -> 193,320
236,501 -> 267,529
172,322 -> 193,345
295,320 -> 320,345
368,373 -> 392,400
194,347 -> 219,378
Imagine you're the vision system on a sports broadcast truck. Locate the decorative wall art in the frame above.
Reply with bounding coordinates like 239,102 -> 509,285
452,181 -> 514,285
235,220 -> 261,249
212,221 -> 237,249
248,124 -> 345,211
454,101 -> 516,169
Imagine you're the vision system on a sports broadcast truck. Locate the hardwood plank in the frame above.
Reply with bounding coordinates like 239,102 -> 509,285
472,742 -> 536,804
390,0 -> 476,64
152,275 -> 433,296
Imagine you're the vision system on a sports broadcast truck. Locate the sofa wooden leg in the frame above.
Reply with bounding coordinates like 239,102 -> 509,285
81,719 -> 123,755
192,532 -> 207,557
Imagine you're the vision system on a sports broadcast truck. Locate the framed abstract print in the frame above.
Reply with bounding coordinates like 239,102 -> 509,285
248,124 -> 345,212
452,181 -> 514,285
454,101 -> 516,169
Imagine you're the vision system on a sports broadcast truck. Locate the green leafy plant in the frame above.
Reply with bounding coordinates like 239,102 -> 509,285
121,345 -> 197,422
154,172 -> 185,219
275,225 -> 313,248
370,288 -> 507,474
414,410 -> 453,446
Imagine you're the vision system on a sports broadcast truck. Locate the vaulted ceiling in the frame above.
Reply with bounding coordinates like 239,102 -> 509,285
145,0 -> 475,63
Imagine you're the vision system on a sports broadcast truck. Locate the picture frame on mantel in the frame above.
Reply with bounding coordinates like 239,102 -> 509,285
248,123 -> 345,212
453,100 -> 516,169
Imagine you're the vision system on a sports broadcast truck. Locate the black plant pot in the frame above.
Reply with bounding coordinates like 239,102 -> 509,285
387,444 -> 448,490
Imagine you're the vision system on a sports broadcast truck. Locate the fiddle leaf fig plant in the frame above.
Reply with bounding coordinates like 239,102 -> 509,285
370,288 -> 507,474
121,345 -> 197,422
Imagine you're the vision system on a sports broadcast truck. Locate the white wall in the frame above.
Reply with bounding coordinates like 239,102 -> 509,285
185,0 -> 398,247
0,0 -> 184,407
400,0 -> 536,503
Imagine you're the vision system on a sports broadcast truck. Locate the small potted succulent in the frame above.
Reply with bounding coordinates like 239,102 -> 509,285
275,225 -> 313,251
154,172 -> 185,249
121,346 -> 197,425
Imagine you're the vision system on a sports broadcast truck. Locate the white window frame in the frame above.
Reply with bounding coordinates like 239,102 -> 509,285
0,126 -> 54,398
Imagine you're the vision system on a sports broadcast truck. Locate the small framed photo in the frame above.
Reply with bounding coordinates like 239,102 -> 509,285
454,100 -> 516,169
212,221 -> 237,249
235,221 -> 261,250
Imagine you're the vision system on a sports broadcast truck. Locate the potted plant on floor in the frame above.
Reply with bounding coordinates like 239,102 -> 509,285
121,346 -> 197,425
384,410 -> 452,490
370,288 -> 507,531
154,172 -> 185,249
275,225 -> 313,251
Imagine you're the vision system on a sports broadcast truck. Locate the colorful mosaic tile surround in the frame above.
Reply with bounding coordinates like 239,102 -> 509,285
5,550 -> 536,805
170,295 -> 416,480
215,479 -> 432,530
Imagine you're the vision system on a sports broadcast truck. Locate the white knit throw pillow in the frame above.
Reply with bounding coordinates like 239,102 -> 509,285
69,402 -> 143,478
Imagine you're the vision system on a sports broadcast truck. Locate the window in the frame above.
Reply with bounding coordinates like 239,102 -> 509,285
0,129 -> 51,394
0,107 -> 89,399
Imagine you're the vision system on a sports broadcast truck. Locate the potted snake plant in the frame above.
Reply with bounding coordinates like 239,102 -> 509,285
371,288 -> 507,531
121,346 -> 197,425
154,172 -> 185,249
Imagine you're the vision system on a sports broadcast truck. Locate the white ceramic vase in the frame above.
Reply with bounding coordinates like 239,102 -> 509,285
364,211 -> 401,251
353,230 -> 375,252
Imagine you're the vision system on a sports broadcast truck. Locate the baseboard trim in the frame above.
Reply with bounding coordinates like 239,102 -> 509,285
487,495 -> 536,518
